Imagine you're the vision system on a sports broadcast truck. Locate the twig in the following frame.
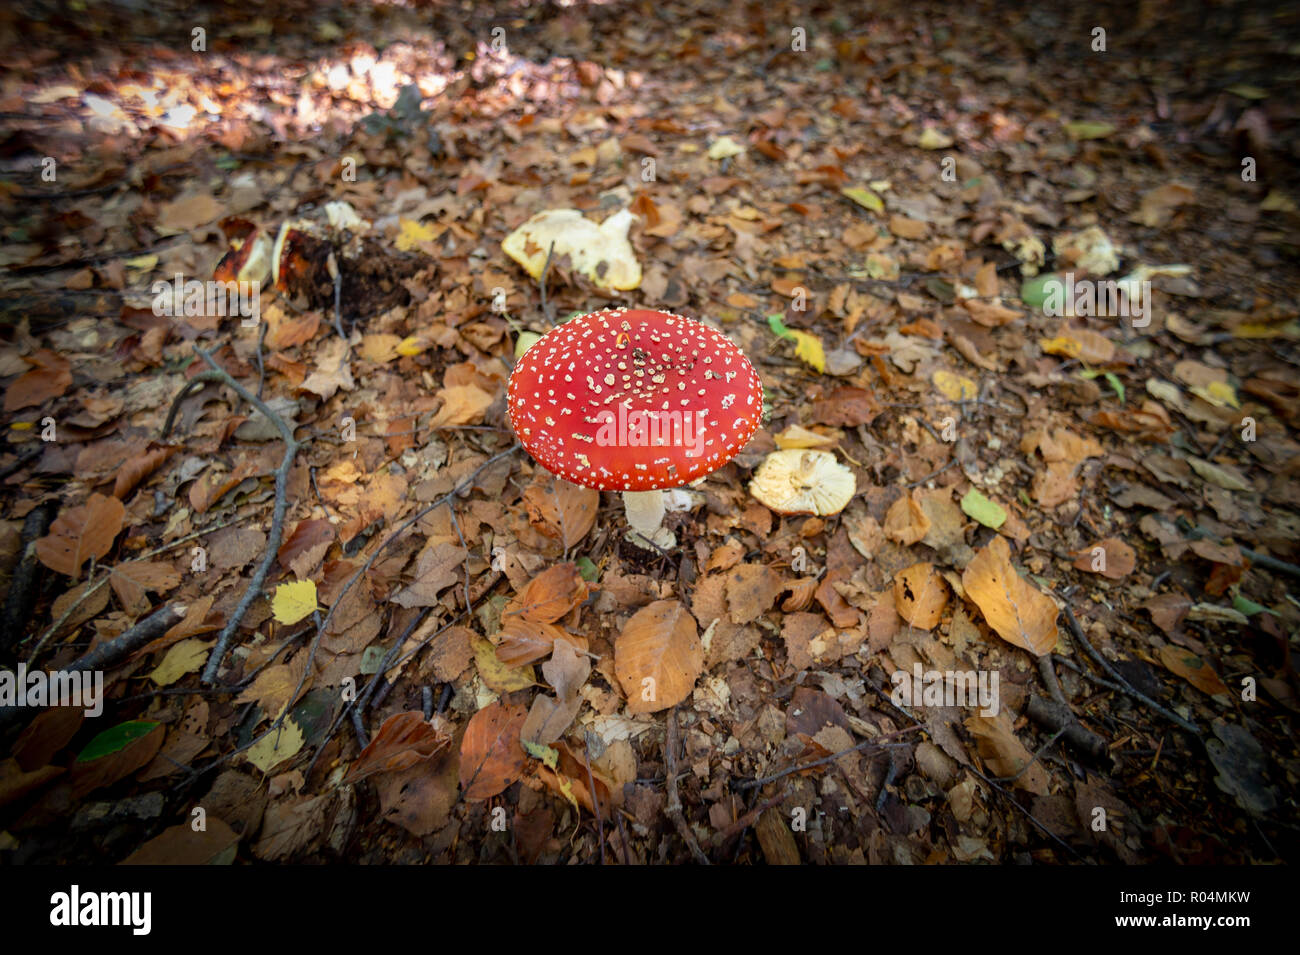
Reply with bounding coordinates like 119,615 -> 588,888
254,320 -> 268,400
1060,603 -> 1200,736
906,456 -> 957,489
286,446 -> 519,736
582,747 -> 605,866
1,503 -> 54,652
24,514 -> 243,664
664,704 -> 710,864
0,604 -> 186,732
865,678 -> 1089,863
992,725 -> 1069,783
711,785 -> 792,845
328,252 -> 348,345
1031,655 -> 1109,761
163,348 -> 302,685
731,725 -> 924,792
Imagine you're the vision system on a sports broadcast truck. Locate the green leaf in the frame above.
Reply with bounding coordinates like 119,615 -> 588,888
575,557 -> 599,582
1104,372 -> 1126,404
1020,273 -> 1063,311
961,489 -> 1007,529
1232,594 -> 1267,617
76,720 -> 159,763
767,313 -> 792,338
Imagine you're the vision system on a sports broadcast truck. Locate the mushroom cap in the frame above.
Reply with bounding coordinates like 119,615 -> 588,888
749,449 -> 856,516
508,308 -> 764,491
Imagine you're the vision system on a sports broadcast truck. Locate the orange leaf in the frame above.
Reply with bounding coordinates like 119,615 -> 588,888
614,600 -> 703,714
459,701 -> 528,801
113,445 -> 175,500
893,562 -> 948,630
505,562 -> 590,623
344,711 -> 451,784
883,491 -> 931,546
961,537 -> 1059,655
4,349 -> 72,411
35,493 -> 125,578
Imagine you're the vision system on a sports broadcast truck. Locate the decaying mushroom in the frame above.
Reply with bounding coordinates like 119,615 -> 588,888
507,307 -> 764,549
749,449 -> 855,516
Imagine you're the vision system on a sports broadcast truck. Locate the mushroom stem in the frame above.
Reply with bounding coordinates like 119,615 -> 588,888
622,490 -> 666,539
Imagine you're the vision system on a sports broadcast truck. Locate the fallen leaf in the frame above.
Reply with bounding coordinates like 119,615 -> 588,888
1072,538 -> 1137,580
35,493 -> 125,578
344,711 -> 451,783
1158,645 -> 1230,698
4,349 -> 73,411
961,537 -> 1059,655
893,562 -> 948,630
459,701 -> 528,800
614,600 -> 703,714
271,579 -> 319,625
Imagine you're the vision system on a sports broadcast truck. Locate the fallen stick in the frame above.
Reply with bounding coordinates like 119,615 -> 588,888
163,347 -> 302,685
665,705 -> 709,864
0,603 -> 186,732
1061,603 -> 1200,736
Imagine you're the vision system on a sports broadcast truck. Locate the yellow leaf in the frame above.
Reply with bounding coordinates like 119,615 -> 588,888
395,218 -> 437,252
787,330 -> 825,373
245,718 -> 305,773
472,636 -> 537,693
918,128 -> 954,149
1190,380 -> 1239,409
840,187 -> 883,213
271,579 -> 319,625
1039,335 -> 1081,358
395,336 -> 425,357
707,136 -> 744,160
149,638 -> 212,686
932,369 -> 978,401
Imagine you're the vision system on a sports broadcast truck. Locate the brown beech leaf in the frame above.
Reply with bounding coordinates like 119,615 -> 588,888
725,563 -> 782,624
521,477 -> 598,548
893,562 -> 949,630
1158,645 -> 1231,699
1072,537 -> 1136,580
505,562 -> 590,623
961,537 -> 1059,655
614,599 -> 703,714
113,445 -> 175,500
35,493 -> 125,578
276,518 -> 336,579
344,711 -> 451,784
109,560 -> 182,616
391,542 -> 468,608
3,349 -> 72,411
884,491 -> 931,546
459,701 -> 528,800
494,617 -> 573,667
964,711 -> 1050,795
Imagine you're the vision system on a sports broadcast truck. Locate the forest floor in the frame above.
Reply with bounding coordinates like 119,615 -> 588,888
0,0 -> 1297,864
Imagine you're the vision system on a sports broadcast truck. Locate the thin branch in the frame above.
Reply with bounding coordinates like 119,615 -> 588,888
664,704 -> 709,864
1060,603 -> 1200,736
163,347 -> 302,685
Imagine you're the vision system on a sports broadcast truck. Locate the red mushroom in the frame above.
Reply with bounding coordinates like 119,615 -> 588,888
508,307 -> 764,548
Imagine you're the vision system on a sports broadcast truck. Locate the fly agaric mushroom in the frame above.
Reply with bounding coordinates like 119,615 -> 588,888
749,449 -> 855,516
508,307 -> 764,549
